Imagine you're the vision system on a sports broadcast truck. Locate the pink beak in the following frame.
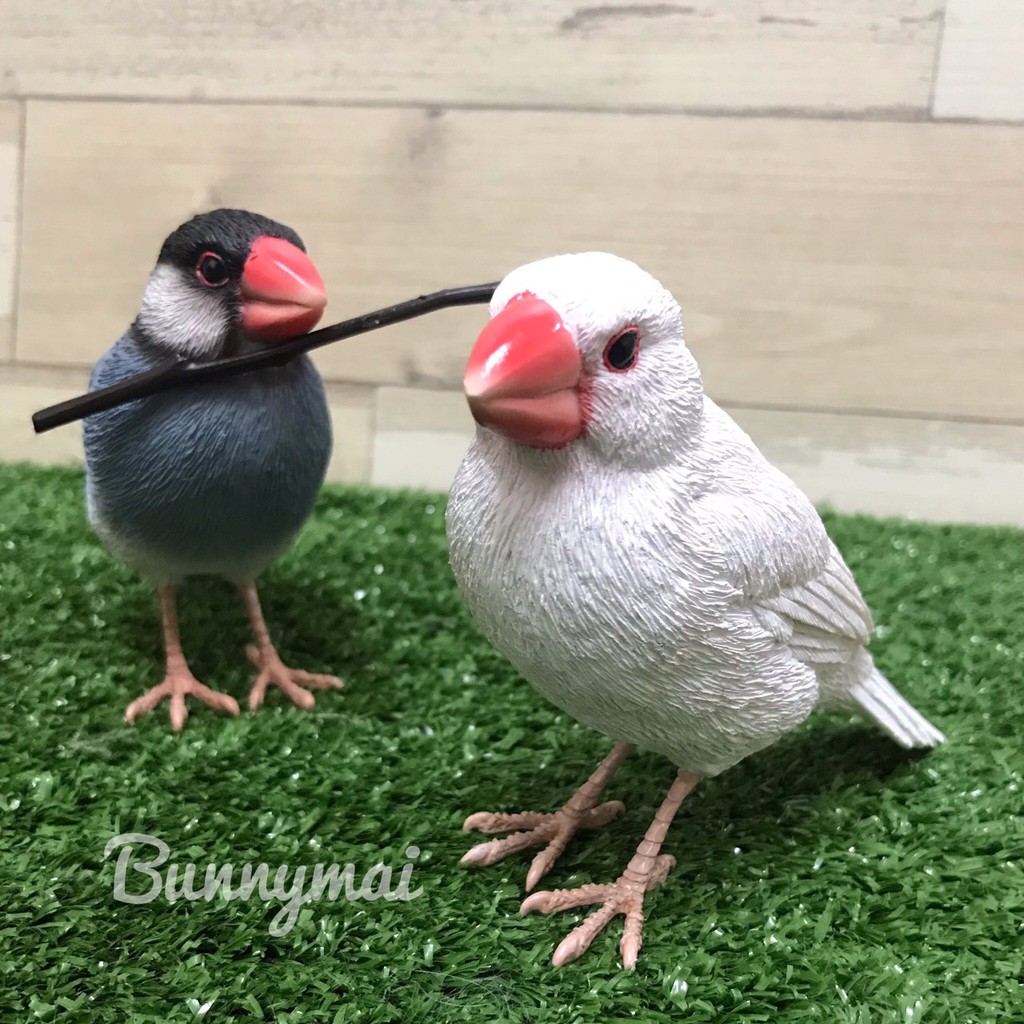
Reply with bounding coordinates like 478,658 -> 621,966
464,293 -> 585,449
240,235 -> 327,342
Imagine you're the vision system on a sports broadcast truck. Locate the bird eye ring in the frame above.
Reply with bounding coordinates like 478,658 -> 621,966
196,252 -> 230,287
603,327 -> 640,372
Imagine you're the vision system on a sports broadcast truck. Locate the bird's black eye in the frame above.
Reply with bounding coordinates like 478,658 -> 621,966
196,252 -> 230,287
603,327 -> 640,372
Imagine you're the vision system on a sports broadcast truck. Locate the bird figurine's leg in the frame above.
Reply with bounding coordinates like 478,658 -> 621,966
240,583 -> 343,712
124,586 -> 241,732
522,768 -> 700,969
461,741 -> 634,891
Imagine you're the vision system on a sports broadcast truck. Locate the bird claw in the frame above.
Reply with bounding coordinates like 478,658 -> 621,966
245,645 -> 344,711
520,853 -> 676,969
460,800 -> 627,890
463,809 -> 551,834
124,670 -> 240,733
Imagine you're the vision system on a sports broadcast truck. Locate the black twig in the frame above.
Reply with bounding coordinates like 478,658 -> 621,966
32,282 -> 498,434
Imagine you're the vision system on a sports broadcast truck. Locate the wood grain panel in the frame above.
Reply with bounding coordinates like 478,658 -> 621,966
18,100 -> 1024,420
0,375 -> 87,468
0,102 -> 19,361
372,387 -> 1024,526
322,384 -> 374,484
732,406 -> 1024,526
933,0 -> 1024,121
0,1 -> 941,115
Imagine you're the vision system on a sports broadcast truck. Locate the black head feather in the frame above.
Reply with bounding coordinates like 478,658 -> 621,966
156,209 -> 306,272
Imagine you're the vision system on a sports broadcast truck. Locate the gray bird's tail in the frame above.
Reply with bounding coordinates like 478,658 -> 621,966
846,655 -> 946,748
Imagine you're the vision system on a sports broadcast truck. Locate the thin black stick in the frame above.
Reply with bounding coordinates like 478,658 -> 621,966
32,282 -> 498,434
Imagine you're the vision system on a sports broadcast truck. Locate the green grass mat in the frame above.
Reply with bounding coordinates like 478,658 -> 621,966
0,463 -> 1021,1023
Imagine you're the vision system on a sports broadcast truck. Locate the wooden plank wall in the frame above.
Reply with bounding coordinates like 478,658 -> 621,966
1,1 -> 1022,524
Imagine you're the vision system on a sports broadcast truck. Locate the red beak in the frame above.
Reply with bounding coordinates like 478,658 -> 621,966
464,293 -> 585,449
240,235 -> 327,342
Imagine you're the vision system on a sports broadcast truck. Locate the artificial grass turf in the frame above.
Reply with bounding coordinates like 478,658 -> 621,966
0,463 -> 1021,1024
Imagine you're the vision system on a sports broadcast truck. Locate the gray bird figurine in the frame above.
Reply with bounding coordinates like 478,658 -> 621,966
84,208 -> 342,732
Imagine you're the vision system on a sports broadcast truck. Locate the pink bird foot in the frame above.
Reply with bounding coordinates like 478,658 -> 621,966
461,801 -> 627,890
521,852 -> 677,968
239,582 -> 343,712
125,669 -> 240,733
520,767 -> 700,968
461,741 -> 634,890
245,644 -> 344,711
124,586 -> 240,733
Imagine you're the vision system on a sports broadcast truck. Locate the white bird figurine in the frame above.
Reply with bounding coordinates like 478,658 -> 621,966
445,252 -> 945,969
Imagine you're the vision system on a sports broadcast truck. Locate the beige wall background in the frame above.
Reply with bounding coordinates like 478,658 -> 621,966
1,0 -> 1022,523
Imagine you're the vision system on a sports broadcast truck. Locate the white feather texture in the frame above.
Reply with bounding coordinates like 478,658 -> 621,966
138,263 -> 231,359
447,253 -> 944,778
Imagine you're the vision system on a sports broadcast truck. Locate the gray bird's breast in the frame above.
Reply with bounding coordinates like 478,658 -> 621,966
84,350 -> 332,584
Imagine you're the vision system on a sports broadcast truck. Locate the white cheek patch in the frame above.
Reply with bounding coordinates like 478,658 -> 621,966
138,264 -> 231,359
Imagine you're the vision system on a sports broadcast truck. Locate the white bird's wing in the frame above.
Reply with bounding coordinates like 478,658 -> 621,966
752,537 -> 872,664
688,410 -> 873,667
685,419 -> 945,746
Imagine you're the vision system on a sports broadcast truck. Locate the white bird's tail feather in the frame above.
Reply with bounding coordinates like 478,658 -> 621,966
849,665 -> 946,749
